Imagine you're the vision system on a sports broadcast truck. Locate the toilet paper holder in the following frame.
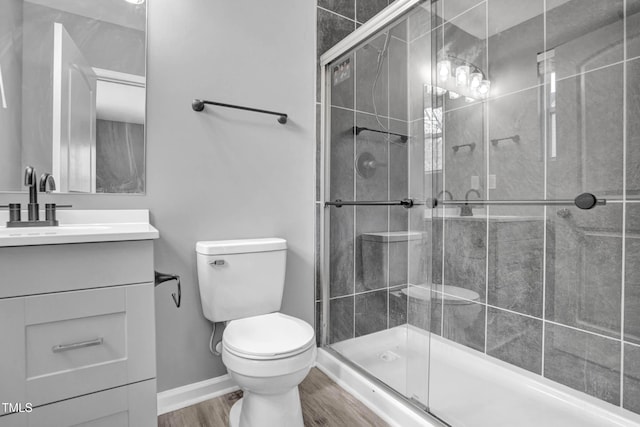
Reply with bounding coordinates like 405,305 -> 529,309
154,271 -> 181,308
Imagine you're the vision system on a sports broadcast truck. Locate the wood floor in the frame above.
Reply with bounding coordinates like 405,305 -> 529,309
157,368 -> 390,427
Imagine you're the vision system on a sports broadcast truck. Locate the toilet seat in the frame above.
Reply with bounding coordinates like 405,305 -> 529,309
223,312 -> 315,360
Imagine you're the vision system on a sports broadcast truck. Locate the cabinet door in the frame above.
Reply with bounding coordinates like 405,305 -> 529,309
0,379 -> 156,427
0,283 -> 155,411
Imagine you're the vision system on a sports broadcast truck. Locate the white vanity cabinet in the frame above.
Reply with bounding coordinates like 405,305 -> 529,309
0,211 -> 159,427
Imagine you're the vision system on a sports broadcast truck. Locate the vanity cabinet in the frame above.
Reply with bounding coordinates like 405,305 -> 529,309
0,239 -> 157,426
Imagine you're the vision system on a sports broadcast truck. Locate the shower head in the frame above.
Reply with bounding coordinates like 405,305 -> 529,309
377,31 -> 392,65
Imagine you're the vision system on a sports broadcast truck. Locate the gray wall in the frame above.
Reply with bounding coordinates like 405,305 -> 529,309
0,0 -> 316,393
0,0 -> 23,191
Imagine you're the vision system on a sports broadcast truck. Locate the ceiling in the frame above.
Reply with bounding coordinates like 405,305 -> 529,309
25,0 -> 145,32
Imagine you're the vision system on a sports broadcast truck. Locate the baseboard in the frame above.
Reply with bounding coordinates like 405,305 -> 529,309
315,348 -> 443,427
157,374 -> 239,415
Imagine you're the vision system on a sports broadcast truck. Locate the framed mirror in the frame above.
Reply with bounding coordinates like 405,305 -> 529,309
0,0 -> 146,194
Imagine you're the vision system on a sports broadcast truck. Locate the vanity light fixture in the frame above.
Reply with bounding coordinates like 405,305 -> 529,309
432,57 -> 490,101
125,0 -> 145,4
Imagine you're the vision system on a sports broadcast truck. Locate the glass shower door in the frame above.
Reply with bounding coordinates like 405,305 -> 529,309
323,4 -> 433,410
425,0 -> 640,425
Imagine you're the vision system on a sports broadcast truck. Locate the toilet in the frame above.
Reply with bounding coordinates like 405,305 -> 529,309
196,238 -> 316,427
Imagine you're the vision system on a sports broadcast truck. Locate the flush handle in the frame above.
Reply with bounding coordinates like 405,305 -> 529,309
210,260 -> 225,266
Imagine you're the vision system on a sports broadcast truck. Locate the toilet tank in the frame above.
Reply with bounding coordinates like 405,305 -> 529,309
196,238 -> 287,322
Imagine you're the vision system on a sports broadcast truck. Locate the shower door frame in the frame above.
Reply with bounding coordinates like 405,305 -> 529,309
318,0 -> 426,347
318,0 -> 445,424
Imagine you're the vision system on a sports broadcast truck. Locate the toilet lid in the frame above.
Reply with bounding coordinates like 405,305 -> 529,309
223,313 -> 315,359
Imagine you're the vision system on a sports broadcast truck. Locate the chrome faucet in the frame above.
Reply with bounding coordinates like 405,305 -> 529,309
461,189 -> 481,217
24,166 -> 39,221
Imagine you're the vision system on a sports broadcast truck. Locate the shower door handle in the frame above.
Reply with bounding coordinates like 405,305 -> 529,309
325,198 -> 415,209
435,192 -> 605,210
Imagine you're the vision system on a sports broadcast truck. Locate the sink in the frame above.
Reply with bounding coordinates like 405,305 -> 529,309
0,210 -> 158,247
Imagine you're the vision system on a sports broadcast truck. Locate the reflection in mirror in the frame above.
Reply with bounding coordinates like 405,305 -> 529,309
0,0 -> 146,194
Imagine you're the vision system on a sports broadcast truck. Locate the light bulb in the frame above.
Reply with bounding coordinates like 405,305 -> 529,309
455,65 -> 470,87
437,60 -> 451,82
477,80 -> 491,97
448,91 -> 460,99
469,72 -> 482,90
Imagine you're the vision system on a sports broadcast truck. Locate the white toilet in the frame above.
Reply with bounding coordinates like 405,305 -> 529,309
196,238 -> 316,427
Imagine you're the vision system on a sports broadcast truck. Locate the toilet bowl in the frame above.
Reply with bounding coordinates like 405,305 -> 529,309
195,238 -> 316,427
223,313 -> 316,427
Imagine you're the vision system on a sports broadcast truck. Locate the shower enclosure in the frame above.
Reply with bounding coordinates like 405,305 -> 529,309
318,0 -> 640,425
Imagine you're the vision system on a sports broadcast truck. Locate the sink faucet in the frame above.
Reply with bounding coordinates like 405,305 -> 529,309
7,168 -> 65,227
436,190 -> 453,201
24,166 -> 39,221
40,173 -> 56,193
461,189 -> 481,217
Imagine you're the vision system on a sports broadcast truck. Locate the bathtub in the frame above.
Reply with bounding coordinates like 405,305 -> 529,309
322,325 -> 640,427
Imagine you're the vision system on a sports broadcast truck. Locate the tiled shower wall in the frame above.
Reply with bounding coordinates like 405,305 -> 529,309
426,0 -> 640,414
318,0 -> 640,417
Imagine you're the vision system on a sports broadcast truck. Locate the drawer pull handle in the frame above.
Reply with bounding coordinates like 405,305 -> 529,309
52,337 -> 104,353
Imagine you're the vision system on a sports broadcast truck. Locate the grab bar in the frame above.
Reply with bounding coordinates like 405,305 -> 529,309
192,99 -> 287,124
436,193 -> 605,210
325,198 -> 415,208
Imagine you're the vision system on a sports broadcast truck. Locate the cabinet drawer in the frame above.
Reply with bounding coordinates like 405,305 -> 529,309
0,240 -> 153,299
0,379 -> 157,427
0,284 -> 155,412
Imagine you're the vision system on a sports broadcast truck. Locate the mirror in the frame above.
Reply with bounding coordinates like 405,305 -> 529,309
0,0 -> 146,194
